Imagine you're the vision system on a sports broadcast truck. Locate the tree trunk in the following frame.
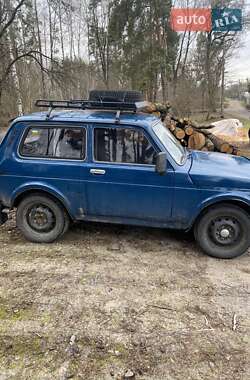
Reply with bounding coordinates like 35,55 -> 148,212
220,46 -> 225,118
58,0 -> 65,61
161,68 -> 168,103
34,0 -> 46,98
209,134 -> 230,153
7,30 -> 23,115
47,0 -> 53,63
205,33 -> 215,119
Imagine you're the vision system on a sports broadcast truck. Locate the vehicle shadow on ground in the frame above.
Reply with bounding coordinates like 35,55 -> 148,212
65,220 -> 199,257
71,220 -> 195,240
65,222 -> 249,260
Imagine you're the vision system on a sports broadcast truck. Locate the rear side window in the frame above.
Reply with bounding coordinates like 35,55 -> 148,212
94,127 -> 157,165
20,127 -> 86,160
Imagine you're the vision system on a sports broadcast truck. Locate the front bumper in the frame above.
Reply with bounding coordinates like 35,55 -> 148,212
0,205 -> 8,226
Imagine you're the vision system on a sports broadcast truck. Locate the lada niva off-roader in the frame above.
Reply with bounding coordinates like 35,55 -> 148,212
0,91 -> 250,259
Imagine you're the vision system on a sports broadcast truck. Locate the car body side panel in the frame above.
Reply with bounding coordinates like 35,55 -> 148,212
167,151 -> 250,230
187,190 -> 250,226
85,163 -> 175,221
0,123 -> 88,219
9,182 -> 75,217
171,189 -> 250,231
171,172 -> 201,228
190,151 -> 250,190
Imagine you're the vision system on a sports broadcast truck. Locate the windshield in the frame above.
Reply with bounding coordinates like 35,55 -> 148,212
153,121 -> 186,165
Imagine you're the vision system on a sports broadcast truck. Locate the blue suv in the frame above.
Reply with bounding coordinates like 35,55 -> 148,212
0,91 -> 250,259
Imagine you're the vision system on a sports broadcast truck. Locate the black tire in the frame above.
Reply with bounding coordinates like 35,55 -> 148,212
194,204 -> 250,259
60,211 -> 70,237
16,194 -> 68,243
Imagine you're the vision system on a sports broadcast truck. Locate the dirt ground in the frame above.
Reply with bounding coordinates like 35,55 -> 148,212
225,99 -> 250,122
0,214 -> 249,380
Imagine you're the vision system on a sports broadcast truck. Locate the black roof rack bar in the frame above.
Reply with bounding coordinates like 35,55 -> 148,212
115,110 -> 121,124
35,99 -> 150,113
35,100 -> 82,109
46,106 -> 53,120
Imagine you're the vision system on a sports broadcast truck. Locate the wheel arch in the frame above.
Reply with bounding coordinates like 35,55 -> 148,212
192,198 -> 250,228
12,186 -> 73,220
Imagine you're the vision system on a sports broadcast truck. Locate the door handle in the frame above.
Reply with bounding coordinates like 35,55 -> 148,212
90,169 -> 106,175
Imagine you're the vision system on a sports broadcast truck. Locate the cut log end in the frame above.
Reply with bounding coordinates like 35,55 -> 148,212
184,126 -> 194,136
174,127 -> 185,140
188,132 -> 206,150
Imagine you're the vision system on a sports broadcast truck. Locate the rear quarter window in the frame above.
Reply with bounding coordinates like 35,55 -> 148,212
20,127 -> 86,160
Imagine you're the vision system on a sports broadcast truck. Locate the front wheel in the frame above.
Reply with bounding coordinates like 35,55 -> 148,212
194,205 -> 250,259
16,194 -> 69,243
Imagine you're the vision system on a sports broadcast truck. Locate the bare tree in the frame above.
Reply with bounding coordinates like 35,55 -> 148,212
34,0 -> 46,97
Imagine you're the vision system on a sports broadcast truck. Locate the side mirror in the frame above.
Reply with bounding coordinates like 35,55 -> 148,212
155,152 -> 167,175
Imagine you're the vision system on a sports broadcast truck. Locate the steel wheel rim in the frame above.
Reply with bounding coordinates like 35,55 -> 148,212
208,216 -> 241,246
27,204 -> 56,233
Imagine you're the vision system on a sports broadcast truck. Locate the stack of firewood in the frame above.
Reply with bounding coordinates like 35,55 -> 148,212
143,102 -> 249,158
164,116 -> 236,154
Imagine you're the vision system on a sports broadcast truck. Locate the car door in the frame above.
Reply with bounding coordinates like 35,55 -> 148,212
86,124 -> 174,223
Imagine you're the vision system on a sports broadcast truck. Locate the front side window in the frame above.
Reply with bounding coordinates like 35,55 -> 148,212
94,127 -> 157,165
21,127 -> 86,160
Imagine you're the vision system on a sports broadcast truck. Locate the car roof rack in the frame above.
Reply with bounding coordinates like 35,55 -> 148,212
35,99 -> 149,111
35,92 -> 150,122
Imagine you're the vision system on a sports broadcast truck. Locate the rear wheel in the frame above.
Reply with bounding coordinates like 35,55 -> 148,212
16,194 -> 69,243
194,204 -> 250,259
